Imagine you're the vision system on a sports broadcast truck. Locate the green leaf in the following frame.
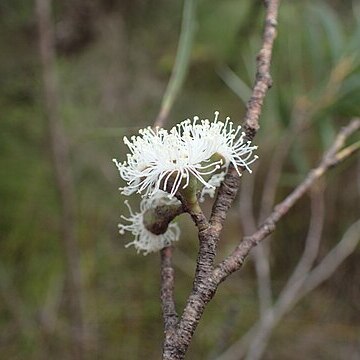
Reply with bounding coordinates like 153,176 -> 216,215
217,65 -> 251,105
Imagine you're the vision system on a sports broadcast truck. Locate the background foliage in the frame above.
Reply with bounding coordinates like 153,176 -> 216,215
0,0 -> 359,358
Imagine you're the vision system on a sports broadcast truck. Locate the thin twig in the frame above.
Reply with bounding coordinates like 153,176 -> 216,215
216,187 -> 324,360
161,2 -> 281,359
216,200 -> 360,360
244,186 -> 325,360
224,120 -> 305,359
161,247 -> 178,332
282,186 -> 325,288
155,0 -> 197,343
210,0 -> 280,232
242,0 -> 279,136
213,118 -> 360,284
300,219 -> 360,296
248,112 -> 304,319
35,0 -> 85,358
252,244 -> 272,315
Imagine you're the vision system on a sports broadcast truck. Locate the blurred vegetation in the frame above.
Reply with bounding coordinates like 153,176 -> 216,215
0,0 -> 359,359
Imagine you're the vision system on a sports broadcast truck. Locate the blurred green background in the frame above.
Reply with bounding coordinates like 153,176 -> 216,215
1,0 -> 360,359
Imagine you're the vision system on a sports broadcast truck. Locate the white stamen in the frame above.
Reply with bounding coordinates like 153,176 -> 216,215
118,192 -> 181,255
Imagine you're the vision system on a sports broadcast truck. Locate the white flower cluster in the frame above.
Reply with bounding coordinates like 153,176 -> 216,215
114,111 -> 258,254
119,193 -> 181,255
113,111 -> 258,198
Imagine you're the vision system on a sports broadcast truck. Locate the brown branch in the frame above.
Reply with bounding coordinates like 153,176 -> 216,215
249,118 -> 304,318
160,247 -> 178,333
243,0 -> 279,137
161,2 -> 281,359
231,217 -> 360,360
216,187 -> 327,360
156,0 -> 359,356
213,118 -> 360,284
153,0 -> 199,326
159,233 -> 178,351
157,213 -> 177,338
156,185 -> 208,346
210,166 -> 242,232
35,0 -> 85,358
210,0 -> 280,232
212,122 -> 360,360
243,185 -> 325,360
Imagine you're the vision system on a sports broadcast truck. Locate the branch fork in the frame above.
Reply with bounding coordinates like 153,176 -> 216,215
147,0 -> 360,357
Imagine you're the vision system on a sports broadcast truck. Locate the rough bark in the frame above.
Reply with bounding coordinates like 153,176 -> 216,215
160,1 -> 281,358
152,0 -> 360,358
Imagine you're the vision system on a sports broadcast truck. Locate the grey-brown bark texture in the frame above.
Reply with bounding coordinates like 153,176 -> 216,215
155,0 -> 360,357
160,1 -> 281,359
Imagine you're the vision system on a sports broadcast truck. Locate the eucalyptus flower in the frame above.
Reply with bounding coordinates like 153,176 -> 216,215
113,111 -> 258,201
119,192 -> 181,255
176,111 -> 259,176
113,126 -> 222,199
